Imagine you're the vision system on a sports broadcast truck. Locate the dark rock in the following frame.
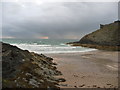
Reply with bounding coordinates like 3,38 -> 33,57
93,85 -> 97,87
100,24 -> 104,29
74,86 -> 77,88
106,84 -> 111,85
2,42 -> 65,88
79,84 -> 85,87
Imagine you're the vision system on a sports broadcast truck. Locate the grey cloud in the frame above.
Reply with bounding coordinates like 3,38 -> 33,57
2,2 -> 118,39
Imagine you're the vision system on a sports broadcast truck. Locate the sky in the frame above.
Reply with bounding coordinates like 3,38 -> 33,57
1,0 -> 118,39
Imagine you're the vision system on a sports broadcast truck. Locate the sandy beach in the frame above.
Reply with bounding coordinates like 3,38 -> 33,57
45,50 -> 118,88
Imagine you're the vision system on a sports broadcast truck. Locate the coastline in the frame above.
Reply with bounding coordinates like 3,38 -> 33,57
67,43 -> 120,51
2,42 -> 119,89
45,50 -> 118,88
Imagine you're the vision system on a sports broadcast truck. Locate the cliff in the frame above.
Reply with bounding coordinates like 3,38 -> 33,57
67,21 -> 120,51
1,42 -> 65,89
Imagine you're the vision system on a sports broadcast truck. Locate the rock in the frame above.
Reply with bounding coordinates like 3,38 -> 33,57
1,42 -> 65,88
93,85 -> 97,87
53,62 -> 57,65
97,87 -> 100,88
79,84 -> 85,87
106,84 -> 111,85
57,78 -> 66,82
67,21 -> 120,51
74,86 -> 77,88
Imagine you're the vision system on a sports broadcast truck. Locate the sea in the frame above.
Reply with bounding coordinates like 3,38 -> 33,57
2,39 -> 96,54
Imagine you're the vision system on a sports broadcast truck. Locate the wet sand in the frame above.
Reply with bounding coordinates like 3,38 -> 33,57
45,50 -> 118,88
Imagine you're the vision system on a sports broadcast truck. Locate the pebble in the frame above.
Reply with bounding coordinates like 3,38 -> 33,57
93,85 -> 97,87
81,76 -> 85,78
74,86 -> 77,88
79,84 -> 85,87
106,84 -> 111,85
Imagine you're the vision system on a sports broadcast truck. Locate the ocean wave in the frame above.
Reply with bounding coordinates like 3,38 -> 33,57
60,43 -> 66,45
34,49 -> 97,54
12,43 -> 51,47
11,43 -> 96,54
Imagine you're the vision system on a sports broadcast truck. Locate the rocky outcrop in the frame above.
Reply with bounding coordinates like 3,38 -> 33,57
67,21 -> 120,51
1,42 -> 65,89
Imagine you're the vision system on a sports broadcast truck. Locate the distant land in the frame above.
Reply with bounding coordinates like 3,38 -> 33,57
67,21 -> 120,51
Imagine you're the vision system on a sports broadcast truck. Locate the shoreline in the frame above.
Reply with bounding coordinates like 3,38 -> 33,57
2,42 -> 119,88
67,43 -> 120,51
45,50 -> 118,88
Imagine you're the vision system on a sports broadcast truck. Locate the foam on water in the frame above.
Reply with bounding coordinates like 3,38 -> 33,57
11,43 -> 96,54
3,39 -> 96,54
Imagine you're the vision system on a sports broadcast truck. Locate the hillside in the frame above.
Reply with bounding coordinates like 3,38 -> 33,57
67,21 -> 120,51
2,42 -> 65,89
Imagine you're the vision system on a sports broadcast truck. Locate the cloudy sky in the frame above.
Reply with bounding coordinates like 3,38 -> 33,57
1,1 -> 118,39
